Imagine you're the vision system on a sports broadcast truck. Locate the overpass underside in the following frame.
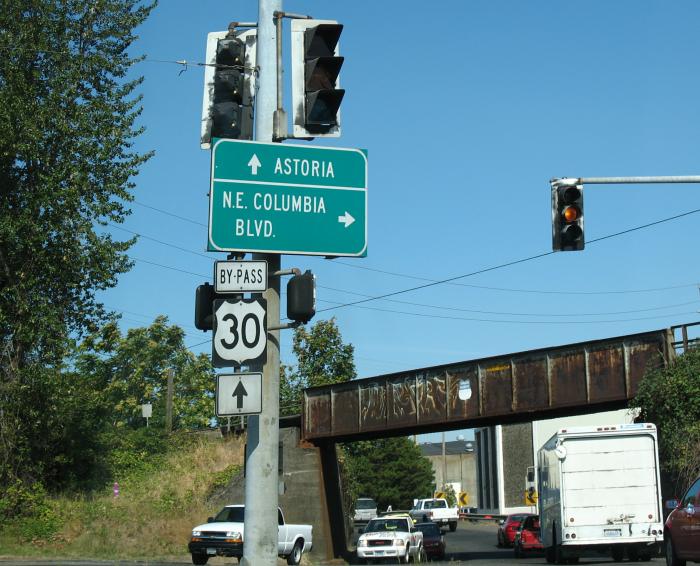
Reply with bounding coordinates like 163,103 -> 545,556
302,328 -> 672,443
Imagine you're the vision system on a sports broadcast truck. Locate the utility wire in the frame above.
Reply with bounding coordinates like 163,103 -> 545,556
109,223 -> 211,260
318,299 -> 698,325
317,207 -> 700,314
129,199 -> 700,297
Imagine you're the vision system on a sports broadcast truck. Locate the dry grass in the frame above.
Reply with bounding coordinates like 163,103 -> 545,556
0,433 -> 245,562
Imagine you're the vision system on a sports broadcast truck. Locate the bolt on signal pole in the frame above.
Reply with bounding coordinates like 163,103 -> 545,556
242,0 -> 281,564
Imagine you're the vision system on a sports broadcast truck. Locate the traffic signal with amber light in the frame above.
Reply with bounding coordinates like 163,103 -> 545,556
552,182 -> 584,251
200,29 -> 256,149
291,20 -> 345,138
287,270 -> 316,324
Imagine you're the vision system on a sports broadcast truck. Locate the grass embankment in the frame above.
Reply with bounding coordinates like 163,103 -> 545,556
0,432 -> 244,562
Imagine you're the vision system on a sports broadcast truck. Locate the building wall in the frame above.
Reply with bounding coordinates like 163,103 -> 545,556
425,451 -> 478,507
501,422 -> 533,509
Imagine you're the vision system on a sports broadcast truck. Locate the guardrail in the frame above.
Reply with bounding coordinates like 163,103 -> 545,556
459,512 -> 506,523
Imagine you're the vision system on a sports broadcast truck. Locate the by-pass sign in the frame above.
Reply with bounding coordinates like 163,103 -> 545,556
208,139 -> 367,257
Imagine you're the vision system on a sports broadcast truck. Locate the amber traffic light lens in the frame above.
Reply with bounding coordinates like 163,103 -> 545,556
563,205 -> 580,223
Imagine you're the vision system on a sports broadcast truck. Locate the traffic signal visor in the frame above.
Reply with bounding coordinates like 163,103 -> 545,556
291,19 -> 344,138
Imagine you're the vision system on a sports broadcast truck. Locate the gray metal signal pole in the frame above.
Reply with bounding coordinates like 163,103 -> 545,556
242,0 -> 282,563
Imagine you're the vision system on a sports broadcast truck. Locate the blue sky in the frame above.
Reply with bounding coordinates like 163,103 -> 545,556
105,1 -> 700,437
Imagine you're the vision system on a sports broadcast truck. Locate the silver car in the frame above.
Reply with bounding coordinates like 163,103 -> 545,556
354,497 -> 378,522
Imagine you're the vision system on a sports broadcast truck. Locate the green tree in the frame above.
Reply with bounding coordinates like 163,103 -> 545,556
75,317 -> 215,431
280,318 -> 355,416
0,0 -> 155,489
344,437 -> 435,511
632,347 -> 700,494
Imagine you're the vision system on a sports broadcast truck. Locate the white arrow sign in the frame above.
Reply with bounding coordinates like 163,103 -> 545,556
216,373 -> 262,416
247,153 -> 261,175
337,211 -> 355,228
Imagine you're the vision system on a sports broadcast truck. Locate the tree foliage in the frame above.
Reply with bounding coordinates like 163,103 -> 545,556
0,0 -> 155,490
74,316 -> 216,431
280,318 -> 356,416
344,437 -> 435,511
632,347 -> 700,494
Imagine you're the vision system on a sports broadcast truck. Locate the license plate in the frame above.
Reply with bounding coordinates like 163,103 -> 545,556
604,529 -> 621,537
206,548 -> 217,555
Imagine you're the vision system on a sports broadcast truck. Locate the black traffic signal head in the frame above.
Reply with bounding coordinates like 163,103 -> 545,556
552,182 -> 585,251
287,271 -> 316,324
195,282 -> 215,331
210,36 -> 252,140
291,20 -> 344,138
201,30 -> 255,148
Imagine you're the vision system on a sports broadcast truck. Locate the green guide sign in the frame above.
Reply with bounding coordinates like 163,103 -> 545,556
208,139 -> 367,257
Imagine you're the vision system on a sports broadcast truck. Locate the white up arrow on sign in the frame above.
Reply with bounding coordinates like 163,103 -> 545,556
247,154 -> 261,175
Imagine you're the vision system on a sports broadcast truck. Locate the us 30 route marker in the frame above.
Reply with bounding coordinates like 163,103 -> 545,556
212,299 -> 267,367
208,139 -> 367,257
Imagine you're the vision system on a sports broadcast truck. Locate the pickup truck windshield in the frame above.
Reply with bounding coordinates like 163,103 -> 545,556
213,507 -> 244,522
366,519 -> 409,532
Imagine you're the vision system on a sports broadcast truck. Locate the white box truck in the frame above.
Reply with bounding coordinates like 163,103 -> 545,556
538,423 -> 663,563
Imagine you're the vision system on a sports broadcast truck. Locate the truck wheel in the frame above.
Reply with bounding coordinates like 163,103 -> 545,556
287,540 -> 303,565
627,547 -> 639,561
554,544 -> 566,565
545,547 -> 555,564
611,546 -> 624,562
666,535 -> 686,566
403,544 -> 411,563
191,554 -> 208,565
449,521 -> 457,532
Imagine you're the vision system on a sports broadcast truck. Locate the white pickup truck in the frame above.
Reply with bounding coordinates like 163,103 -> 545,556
188,504 -> 312,565
357,514 -> 423,564
410,498 -> 459,532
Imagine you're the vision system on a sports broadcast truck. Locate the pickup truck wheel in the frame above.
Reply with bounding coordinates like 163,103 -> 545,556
286,540 -> 303,565
449,521 -> 457,532
191,554 -> 208,565
403,543 -> 411,563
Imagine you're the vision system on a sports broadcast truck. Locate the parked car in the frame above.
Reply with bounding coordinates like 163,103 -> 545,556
514,514 -> 543,558
188,505 -> 312,565
354,497 -> 378,522
356,514 -> 423,564
497,513 -> 531,548
414,521 -> 446,561
665,474 -> 700,566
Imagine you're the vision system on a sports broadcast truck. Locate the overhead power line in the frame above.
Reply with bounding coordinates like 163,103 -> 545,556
128,199 -> 700,297
317,207 -> 700,314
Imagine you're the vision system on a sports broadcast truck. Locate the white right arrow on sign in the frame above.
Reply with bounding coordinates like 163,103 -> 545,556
337,211 -> 355,228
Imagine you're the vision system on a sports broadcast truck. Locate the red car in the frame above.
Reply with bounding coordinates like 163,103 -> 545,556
665,475 -> 700,566
414,521 -> 446,561
514,515 -> 543,558
497,513 -> 531,548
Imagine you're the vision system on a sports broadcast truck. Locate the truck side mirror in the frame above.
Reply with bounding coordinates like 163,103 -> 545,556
207,517 -> 214,523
